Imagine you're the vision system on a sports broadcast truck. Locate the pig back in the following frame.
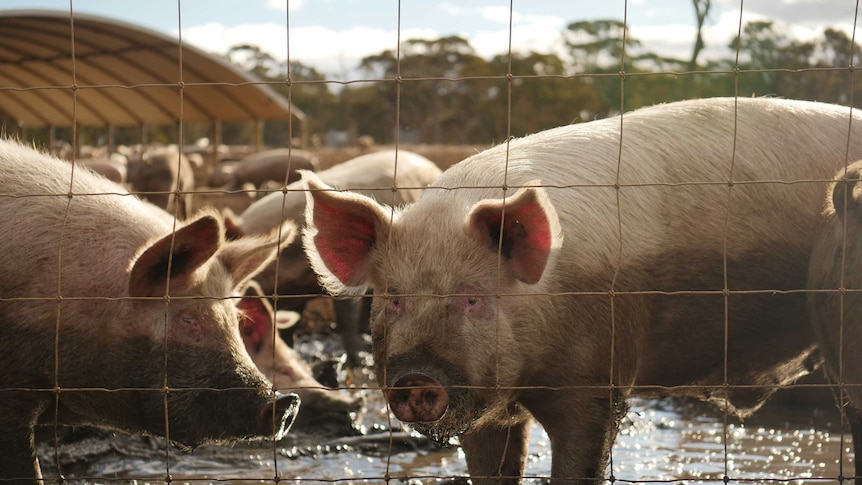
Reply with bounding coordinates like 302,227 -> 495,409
240,149 -> 441,235
0,140 -> 173,301
422,97 -> 861,282
231,148 -> 318,188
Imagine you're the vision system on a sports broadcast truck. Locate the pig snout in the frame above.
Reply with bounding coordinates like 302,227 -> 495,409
386,374 -> 449,423
258,392 -> 301,440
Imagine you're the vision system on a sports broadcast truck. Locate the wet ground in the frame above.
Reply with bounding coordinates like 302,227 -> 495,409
36,333 -> 856,484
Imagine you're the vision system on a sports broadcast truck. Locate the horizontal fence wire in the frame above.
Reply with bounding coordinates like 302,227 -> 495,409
0,0 -> 861,484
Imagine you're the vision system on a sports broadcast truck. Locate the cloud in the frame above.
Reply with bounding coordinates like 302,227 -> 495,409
713,0 -> 861,42
436,4 -> 568,59
630,23 -> 698,62
716,0 -> 859,25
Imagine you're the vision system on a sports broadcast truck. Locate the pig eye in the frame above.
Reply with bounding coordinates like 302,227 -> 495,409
181,316 -> 195,325
466,296 -> 478,306
386,296 -> 402,315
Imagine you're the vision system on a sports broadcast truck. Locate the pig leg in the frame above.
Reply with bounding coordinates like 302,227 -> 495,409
847,404 -> 862,481
460,418 -> 532,485
525,389 -> 624,483
0,425 -> 41,484
332,297 -> 364,368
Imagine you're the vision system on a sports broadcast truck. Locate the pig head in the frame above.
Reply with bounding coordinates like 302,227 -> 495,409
238,281 -> 362,428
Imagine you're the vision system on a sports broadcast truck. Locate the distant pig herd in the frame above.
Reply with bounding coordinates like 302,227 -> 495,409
4,96 -> 862,483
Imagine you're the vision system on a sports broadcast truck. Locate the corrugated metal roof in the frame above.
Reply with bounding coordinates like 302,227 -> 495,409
0,9 -> 304,128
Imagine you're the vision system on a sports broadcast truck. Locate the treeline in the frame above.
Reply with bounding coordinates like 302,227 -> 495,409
230,18 -> 862,148
25,18 -> 862,149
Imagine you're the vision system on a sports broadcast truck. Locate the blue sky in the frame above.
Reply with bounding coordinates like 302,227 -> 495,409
3,1 -> 860,78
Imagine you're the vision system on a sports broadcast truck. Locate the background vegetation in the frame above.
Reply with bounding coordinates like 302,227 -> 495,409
26,1 -> 862,150
200,14 -> 862,149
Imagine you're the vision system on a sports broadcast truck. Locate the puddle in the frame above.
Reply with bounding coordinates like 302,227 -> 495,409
36,334 -> 855,484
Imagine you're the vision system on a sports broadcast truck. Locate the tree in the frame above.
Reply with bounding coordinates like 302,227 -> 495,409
564,19 -> 641,72
359,36 -> 490,144
689,0 -> 712,71
728,21 -> 788,97
564,19 -> 646,114
224,45 -> 337,146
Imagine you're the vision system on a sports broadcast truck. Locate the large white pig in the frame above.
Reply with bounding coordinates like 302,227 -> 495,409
302,97 -> 862,483
0,140 -> 298,482
239,149 -> 441,234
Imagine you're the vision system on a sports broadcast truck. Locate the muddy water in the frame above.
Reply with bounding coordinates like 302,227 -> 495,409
37,336 -> 855,484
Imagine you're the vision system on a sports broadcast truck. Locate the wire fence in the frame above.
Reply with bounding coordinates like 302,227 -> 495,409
2,1 -> 862,484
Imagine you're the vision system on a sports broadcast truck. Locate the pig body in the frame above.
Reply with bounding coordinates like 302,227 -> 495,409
237,150 -> 442,366
225,148 -> 318,190
0,140 -> 298,482
126,146 -> 195,217
239,149 -> 441,235
807,160 -> 862,479
303,97 -> 862,483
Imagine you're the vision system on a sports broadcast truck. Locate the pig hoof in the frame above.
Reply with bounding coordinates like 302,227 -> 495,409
260,392 -> 301,440
387,374 -> 449,423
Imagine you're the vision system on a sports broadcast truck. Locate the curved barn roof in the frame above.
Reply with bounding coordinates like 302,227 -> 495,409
0,9 -> 304,128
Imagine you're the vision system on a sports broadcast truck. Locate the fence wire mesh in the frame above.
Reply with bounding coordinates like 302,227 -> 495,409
2,0 -> 862,484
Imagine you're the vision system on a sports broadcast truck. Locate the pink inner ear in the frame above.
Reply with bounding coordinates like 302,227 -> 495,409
469,187 -> 556,285
237,298 -> 271,353
313,196 -> 377,284
508,198 -> 554,255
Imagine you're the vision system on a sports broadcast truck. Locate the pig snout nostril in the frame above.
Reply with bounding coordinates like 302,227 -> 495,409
386,374 -> 449,423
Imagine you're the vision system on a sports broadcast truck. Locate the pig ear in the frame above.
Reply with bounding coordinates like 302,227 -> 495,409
831,162 -> 862,223
222,207 -> 245,241
237,282 -> 274,354
275,310 -> 301,329
302,170 -> 393,294
128,215 -> 222,297
221,220 -> 296,289
466,181 -> 562,284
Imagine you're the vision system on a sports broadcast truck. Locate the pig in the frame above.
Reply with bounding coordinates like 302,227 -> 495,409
235,150 -> 442,367
223,148 -> 318,190
126,145 -> 195,218
73,155 -> 128,185
238,281 -> 362,428
0,140 -> 299,483
807,160 -> 862,480
210,159 -> 242,188
302,97 -> 862,483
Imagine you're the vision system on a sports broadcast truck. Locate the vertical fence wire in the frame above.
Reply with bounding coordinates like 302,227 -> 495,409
5,0 -> 862,483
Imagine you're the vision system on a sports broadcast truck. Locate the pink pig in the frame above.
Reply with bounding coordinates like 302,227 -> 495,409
302,97 -> 862,483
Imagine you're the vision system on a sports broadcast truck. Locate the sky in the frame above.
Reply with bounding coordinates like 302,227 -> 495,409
3,0 -> 861,78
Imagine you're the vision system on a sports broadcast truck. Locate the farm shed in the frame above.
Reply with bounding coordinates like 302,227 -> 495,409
0,9 -> 305,148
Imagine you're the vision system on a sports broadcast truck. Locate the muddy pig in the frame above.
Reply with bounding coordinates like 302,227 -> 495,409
302,97 -> 862,483
238,281 -> 362,429
223,147 -> 318,190
807,160 -> 862,481
0,140 -> 299,483
126,145 -> 195,217
236,150 -> 442,367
